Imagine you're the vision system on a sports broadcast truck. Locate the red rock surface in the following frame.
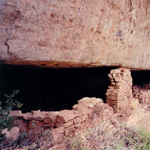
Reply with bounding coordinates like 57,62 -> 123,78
0,0 -> 150,69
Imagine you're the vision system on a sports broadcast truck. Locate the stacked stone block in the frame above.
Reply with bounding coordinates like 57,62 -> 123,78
10,97 -> 113,142
106,68 -> 133,115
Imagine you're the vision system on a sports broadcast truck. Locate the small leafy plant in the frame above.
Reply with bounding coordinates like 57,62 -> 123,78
0,90 -> 23,142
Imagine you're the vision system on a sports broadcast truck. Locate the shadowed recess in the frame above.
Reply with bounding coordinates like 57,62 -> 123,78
0,64 -> 117,112
131,71 -> 150,86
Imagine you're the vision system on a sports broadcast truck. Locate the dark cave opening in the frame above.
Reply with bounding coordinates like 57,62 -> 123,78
0,64 -> 117,113
131,70 -> 150,87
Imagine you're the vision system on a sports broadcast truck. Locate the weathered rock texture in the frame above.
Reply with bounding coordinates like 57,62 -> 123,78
133,85 -> 150,104
0,0 -> 150,69
106,68 -> 135,116
10,97 -> 114,142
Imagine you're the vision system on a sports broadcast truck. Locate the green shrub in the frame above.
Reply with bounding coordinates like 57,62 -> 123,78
0,90 -> 23,142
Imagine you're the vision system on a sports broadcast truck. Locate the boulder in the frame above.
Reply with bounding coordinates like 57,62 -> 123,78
56,110 -> 80,123
2,127 -> 19,141
0,0 -> 150,69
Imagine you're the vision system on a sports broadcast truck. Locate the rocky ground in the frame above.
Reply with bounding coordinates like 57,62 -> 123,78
1,100 -> 150,150
55,103 -> 150,150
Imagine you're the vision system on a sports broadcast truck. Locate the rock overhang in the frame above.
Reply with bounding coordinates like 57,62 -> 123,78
0,0 -> 150,70
1,60 -> 150,71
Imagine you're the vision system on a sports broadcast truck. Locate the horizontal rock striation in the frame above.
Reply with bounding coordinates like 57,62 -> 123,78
0,0 -> 150,69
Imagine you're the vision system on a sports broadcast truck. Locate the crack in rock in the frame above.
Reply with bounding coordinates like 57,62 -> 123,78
5,39 -> 17,59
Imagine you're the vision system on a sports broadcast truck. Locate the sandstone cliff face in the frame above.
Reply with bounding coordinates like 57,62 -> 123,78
0,0 -> 150,69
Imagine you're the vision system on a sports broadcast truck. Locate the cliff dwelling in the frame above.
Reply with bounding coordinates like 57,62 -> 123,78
0,64 -> 117,113
1,64 -> 150,116
1,0 -> 150,148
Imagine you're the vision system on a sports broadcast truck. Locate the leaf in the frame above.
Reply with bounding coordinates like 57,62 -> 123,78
0,90 -> 23,143
16,90 -> 20,93
4,94 -> 9,98
17,102 -> 23,108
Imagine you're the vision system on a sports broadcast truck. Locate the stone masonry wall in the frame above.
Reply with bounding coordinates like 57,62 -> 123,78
9,68 -> 141,142
106,68 -> 133,116
10,97 -> 114,142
